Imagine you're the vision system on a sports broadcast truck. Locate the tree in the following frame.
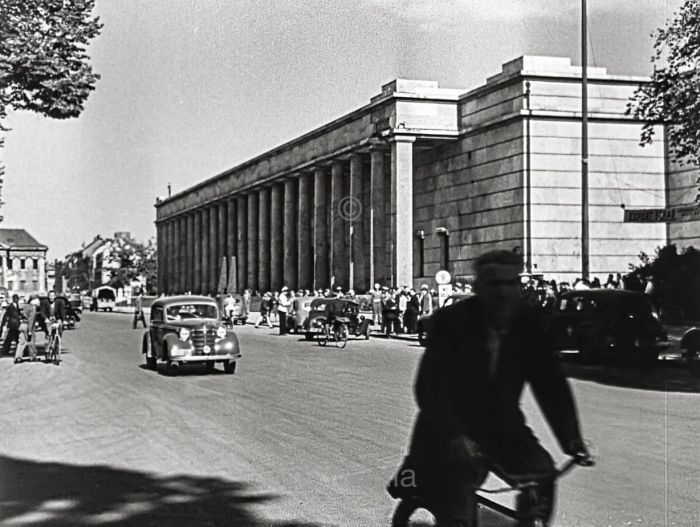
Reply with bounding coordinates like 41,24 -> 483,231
0,0 -> 102,127
627,1 -> 700,178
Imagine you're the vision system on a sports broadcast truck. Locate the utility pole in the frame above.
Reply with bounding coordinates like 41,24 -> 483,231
581,0 -> 590,280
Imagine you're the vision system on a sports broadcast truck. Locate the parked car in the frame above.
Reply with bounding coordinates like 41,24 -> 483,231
67,293 -> 83,314
416,294 -> 473,346
303,298 -> 371,341
222,294 -> 247,326
544,289 -> 669,365
142,295 -> 241,375
288,296 -> 315,334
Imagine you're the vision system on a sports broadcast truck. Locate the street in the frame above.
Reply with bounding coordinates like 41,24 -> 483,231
1,312 -> 699,526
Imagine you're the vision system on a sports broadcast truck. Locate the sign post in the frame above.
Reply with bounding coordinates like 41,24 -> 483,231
435,270 -> 452,308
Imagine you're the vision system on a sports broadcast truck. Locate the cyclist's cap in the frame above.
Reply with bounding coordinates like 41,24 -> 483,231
281,286 -> 289,292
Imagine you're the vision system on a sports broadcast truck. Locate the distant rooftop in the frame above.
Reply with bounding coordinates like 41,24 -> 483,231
0,229 -> 47,250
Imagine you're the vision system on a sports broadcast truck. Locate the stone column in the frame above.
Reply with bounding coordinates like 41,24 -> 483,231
258,187 -> 271,292
174,217 -> 183,294
297,172 -> 313,291
283,177 -> 298,289
370,148 -> 387,286
193,210 -> 202,293
236,196 -> 248,292
157,222 -> 165,294
201,207 -> 210,294
330,160 -> 348,290
247,192 -> 259,291
208,206 -> 217,294
218,201 -> 227,291
166,221 -> 174,294
313,166 -> 329,290
270,183 -> 284,291
227,199 -> 237,292
390,137 -> 415,288
349,153 -> 366,292
185,213 -> 194,293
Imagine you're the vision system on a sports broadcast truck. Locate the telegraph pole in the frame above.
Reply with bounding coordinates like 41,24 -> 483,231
581,0 -> 590,280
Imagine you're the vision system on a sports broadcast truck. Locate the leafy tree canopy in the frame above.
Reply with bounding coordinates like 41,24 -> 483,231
628,0 -> 700,168
0,0 -> 102,128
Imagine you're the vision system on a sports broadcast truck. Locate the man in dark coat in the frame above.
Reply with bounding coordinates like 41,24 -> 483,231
2,294 -> 24,355
387,250 -> 591,526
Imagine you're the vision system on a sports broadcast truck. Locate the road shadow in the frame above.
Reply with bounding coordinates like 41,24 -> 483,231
561,360 -> 700,393
0,455 -> 329,526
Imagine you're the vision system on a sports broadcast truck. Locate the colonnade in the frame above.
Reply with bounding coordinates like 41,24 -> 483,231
157,138 -> 415,295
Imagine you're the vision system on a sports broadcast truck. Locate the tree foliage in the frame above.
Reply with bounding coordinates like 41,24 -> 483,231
0,0 -> 102,127
631,244 -> 700,322
627,1 -> 700,169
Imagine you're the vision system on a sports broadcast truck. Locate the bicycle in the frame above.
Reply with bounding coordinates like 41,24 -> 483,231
318,318 -> 348,349
390,455 -> 593,527
45,319 -> 62,365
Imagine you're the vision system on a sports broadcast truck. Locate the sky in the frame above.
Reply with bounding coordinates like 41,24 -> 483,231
1,0 -> 683,260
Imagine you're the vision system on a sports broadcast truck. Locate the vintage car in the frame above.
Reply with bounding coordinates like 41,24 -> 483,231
287,296 -> 315,334
67,293 -> 83,314
142,295 -> 241,374
222,294 -> 247,326
303,298 -> 371,341
544,289 -> 669,365
93,286 -> 116,312
416,294 -> 473,346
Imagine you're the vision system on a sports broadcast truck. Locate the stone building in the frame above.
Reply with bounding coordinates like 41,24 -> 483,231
0,228 -> 48,295
155,55 -> 700,295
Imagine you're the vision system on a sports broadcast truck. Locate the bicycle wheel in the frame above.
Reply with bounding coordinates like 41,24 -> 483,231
334,323 -> 348,349
52,335 -> 61,365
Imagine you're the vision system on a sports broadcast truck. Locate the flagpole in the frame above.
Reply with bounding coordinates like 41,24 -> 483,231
581,0 -> 590,280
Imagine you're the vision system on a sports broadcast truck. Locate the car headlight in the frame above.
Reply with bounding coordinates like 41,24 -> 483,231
179,328 -> 190,341
216,326 -> 227,339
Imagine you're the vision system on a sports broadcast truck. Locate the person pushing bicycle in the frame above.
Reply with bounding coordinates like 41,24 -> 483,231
387,250 -> 592,526
38,291 -> 67,343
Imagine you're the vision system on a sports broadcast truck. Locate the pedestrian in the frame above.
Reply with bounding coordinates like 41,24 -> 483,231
14,299 -> 39,363
397,290 -> 408,333
255,293 -> 273,329
1,294 -> 23,355
278,287 -> 291,335
405,289 -> 419,334
604,274 -> 616,289
132,290 -> 147,329
387,249 -> 592,525
242,289 -> 252,324
419,285 -> 432,317
370,283 -> 383,325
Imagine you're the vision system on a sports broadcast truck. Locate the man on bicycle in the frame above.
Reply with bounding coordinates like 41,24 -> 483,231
39,290 -> 67,344
387,250 -> 591,526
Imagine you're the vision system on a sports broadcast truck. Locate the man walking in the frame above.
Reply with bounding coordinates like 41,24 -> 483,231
15,299 -> 39,363
2,294 -> 23,355
278,287 -> 291,335
133,290 -> 147,329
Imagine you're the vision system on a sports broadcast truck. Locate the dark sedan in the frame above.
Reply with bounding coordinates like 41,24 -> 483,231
142,295 -> 241,374
544,289 -> 669,365
416,294 -> 473,346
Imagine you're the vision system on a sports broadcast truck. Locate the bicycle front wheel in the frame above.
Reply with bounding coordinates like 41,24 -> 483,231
51,335 -> 61,365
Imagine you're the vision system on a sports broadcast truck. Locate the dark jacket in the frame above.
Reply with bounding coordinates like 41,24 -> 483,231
39,298 -> 67,322
408,296 -> 582,468
2,302 -> 24,331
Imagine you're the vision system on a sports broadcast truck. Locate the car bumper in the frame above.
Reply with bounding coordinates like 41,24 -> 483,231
169,353 -> 241,363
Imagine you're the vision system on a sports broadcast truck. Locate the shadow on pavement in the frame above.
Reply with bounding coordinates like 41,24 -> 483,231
0,455 -> 329,526
562,361 -> 700,393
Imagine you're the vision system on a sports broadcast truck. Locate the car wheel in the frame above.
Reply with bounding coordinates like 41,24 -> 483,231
224,361 -> 236,374
241,318 -> 247,325
167,361 -> 180,376
142,334 -> 156,370
418,330 -> 428,346
304,332 -> 314,341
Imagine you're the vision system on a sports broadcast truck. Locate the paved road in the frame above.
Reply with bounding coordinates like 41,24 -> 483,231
0,312 -> 699,526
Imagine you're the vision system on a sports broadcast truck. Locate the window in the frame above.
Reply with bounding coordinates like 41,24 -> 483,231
7,259 -> 12,270
33,259 -> 39,270
20,258 -> 25,270
415,231 -> 425,278
19,280 -> 25,291
437,229 -> 450,271
7,280 -> 13,290
151,307 -> 164,323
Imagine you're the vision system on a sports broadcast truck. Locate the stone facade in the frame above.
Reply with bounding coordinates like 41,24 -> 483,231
155,55 -> 699,294
0,229 -> 48,295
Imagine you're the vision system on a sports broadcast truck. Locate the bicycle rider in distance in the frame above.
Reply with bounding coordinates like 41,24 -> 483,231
39,290 -> 67,346
387,250 -> 593,526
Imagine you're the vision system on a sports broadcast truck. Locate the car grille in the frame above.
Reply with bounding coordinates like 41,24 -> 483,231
190,328 -> 218,354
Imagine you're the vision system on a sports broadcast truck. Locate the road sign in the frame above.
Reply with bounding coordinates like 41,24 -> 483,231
623,205 -> 700,224
438,284 -> 452,307
435,270 -> 451,285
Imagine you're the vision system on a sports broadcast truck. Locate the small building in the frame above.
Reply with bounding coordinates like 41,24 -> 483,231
0,228 -> 48,295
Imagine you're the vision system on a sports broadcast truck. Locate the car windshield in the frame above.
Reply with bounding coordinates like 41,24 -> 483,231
166,303 -> 218,321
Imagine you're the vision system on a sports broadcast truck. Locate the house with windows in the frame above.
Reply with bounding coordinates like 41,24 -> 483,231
0,229 -> 48,295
